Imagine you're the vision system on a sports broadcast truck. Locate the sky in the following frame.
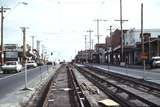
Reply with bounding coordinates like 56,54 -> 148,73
0,0 -> 160,61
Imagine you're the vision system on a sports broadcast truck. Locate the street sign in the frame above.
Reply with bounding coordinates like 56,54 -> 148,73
141,53 -> 148,60
141,55 -> 148,60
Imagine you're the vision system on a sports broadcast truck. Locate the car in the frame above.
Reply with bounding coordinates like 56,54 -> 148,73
150,56 -> 160,68
2,61 -> 22,74
47,62 -> 52,65
26,61 -> 37,68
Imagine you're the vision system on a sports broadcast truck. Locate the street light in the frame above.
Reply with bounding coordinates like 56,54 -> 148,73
20,27 -> 30,90
4,2 -> 28,17
20,2 -> 28,5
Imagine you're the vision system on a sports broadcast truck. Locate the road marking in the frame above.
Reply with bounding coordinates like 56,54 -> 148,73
0,66 -> 47,81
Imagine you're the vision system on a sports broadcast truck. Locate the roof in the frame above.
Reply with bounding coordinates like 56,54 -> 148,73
95,43 -> 106,48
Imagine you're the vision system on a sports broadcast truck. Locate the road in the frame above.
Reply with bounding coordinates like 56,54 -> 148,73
0,65 -> 50,100
88,64 -> 160,84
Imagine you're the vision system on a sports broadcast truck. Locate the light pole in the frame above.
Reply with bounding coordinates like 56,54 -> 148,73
36,40 -> 40,55
106,36 -> 110,71
106,26 -> 115,64
157,36 -> 160,56
83,35 -> 88,63
31,35 -> 35,51
148,36 -> 151,60
91,39 -> 94,50
84,35 -> 87,51
87,30 -> 93,63
87,30 -> 93,50
0,6 -> 10,65
21,27 -> 30,90
94,19 -> 108,45
141,3 -> 146,79
21,27 -> 29,65
94,19 -> 107,64
115,0 -> 128,63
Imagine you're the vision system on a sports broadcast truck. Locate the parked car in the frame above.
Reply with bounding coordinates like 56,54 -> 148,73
26,61 -> 37,68
2,61 -> 22,74
150,56 -> 160,68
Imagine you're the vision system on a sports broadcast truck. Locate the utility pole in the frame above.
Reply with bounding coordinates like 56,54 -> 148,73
84,35 -> 87,63
106,26 -> 113,47
109,26 -> 112,36
21,27 -> 28,65
31,36 -> 35,51
36,40 -> 40,54
115,0 -> 128,63
41,44 -> 44,61
94,19 -> 100,45
94,19 -> 107,63
105,26 -> 115,64
91,39 -> 94,50
87,30 -> 93,50
0,6 -> 10,65
84,35 -> 87,50
94,19 -> 107,45
21,27 -> 30,90
120,0 -> 123,62
157,37 -> 160,56
87,30 -> 93,62
141,3 -> 146,75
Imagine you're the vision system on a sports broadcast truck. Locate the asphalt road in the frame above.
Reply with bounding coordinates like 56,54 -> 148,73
0,65 -> 50,100
0,74 -> 12,78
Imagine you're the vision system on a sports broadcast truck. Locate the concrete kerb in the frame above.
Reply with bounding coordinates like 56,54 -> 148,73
0,65 -> 61,107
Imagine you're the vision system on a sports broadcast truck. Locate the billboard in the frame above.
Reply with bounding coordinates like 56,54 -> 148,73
5,51 -> 18,61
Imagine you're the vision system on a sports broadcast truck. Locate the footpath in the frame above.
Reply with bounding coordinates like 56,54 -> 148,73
99,63 -> 160,73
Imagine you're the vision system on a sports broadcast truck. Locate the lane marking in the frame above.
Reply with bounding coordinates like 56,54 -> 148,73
0,66 -> 48,81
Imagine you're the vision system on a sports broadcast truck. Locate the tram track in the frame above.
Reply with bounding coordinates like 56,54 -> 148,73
75,65 -> 160,107
42,64 -> 91,107
86,66 -> 160,98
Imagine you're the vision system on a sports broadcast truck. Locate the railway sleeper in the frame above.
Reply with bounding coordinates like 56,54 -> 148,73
77,66 -> 160,107
68,67 -> 92,107
115,88 -> 123,94
87,66 -> 160,94
87,74 -> 135,107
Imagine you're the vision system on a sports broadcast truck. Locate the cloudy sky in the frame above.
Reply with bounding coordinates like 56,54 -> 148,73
1,0 -> 160,61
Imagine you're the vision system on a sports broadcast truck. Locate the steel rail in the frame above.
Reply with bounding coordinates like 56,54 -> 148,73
86,66 -> 160,95
67,66 -> 91,107
75,66 -> 160,107
42,64 -> 91,107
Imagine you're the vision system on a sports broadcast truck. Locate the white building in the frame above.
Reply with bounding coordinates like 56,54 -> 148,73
124,28 -> 160,46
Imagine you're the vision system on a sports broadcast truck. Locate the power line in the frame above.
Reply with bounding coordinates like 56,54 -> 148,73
115,0 -> 128,62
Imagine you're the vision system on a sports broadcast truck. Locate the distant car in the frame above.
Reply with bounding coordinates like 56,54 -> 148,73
150,56 -> 160,68
47,62 -> 52,65
26,61 -> 37,68
59,62 -> 65,64
2,61 -> 22,74
37,61 -> 44,66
